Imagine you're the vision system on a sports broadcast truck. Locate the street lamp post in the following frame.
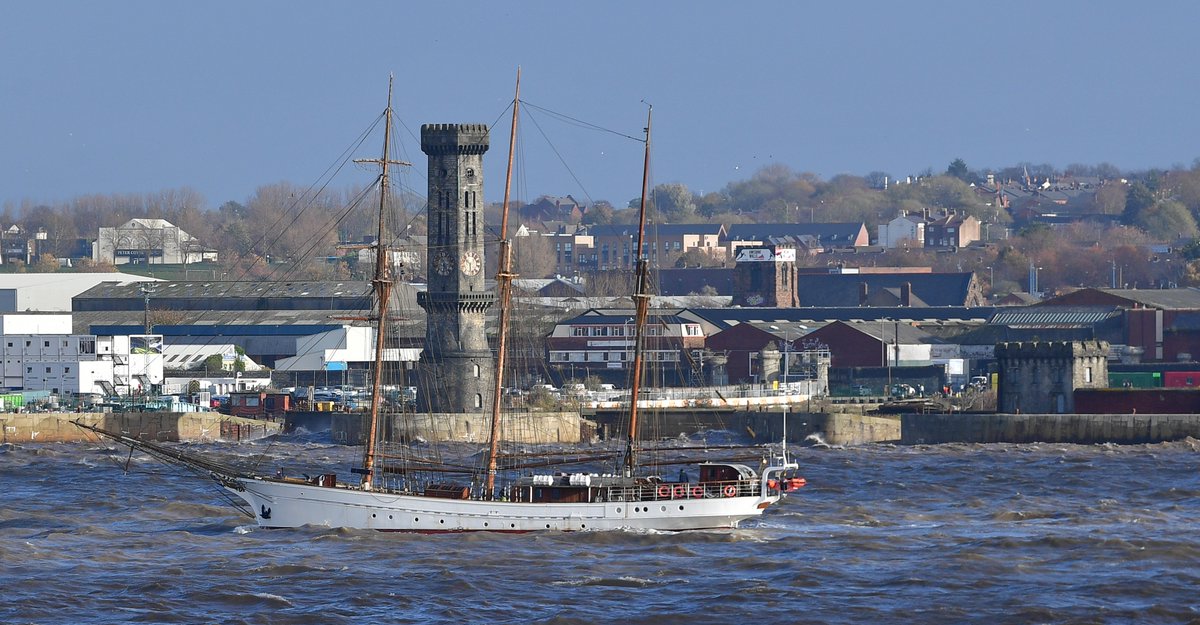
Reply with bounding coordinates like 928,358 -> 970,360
140,286 -> 153,334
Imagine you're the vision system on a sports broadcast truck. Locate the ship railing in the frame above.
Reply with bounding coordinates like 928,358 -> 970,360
602,479 -> 761,502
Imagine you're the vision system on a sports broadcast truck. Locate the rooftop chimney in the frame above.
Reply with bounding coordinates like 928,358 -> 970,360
901,282 -> 912,307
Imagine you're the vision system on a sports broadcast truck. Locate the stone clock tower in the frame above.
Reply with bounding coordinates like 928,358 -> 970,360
416,124 -> 495,414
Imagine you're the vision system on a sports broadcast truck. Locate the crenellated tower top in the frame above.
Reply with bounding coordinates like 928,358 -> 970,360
420,124 -> 490,155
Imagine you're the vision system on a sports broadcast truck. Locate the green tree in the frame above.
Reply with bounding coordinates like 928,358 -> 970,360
582,201 -> 615,225
1135,199 -> 1198,241
649,183 -> 698,223
1122,181 -> 1155,224
947,158 -> 970,181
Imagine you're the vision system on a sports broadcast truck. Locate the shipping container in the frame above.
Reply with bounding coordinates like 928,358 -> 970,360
1108,371 -> 1161,388
1163,371 -> 1200,388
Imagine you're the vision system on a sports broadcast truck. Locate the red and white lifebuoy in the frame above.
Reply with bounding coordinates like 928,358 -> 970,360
657,485 -> 671,498
672,485 -> 686,499
722,484 -> 737,497
691,486 -> 704,498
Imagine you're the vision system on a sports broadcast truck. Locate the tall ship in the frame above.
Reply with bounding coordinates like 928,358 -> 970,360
78,75 -> 805,532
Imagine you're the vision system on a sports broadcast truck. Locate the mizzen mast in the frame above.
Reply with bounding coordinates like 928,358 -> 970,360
623,104 -> 653,477
357,75 -> 411,489
484,68 -> 521,497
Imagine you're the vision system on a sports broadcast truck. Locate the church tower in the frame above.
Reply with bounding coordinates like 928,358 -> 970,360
417,124 -> 495,414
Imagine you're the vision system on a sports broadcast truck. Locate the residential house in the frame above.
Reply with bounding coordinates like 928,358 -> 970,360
519,195 -> 585,224
877,212 -> 926,248
924,211 -> 981,248
725,223 -> 870,257
545,308 -> 709,385
580,223 -> 726,271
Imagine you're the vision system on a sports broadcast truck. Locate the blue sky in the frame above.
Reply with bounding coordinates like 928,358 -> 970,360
3,1 -> 1199,210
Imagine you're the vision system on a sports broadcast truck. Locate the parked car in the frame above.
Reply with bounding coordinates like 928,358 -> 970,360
889,383 -> 917,399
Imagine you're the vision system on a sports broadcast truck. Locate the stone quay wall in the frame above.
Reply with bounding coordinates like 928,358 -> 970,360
0,412 -> 282,443
901,412 -> 1200,445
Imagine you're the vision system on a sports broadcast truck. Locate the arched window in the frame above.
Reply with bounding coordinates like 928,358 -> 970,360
474,393 -> 483,408
473,363 -> 481,378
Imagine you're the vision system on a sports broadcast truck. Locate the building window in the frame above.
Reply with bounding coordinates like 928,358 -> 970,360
1085,367 -> 1093,383
44,341 -> 50,347
473,364 -> 481,378
64,367 -> 71,374
474,394 -> 483,409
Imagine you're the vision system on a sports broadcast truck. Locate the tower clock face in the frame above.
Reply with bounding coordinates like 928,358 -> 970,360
460,251 -> 482,276
432,251 -> 453,276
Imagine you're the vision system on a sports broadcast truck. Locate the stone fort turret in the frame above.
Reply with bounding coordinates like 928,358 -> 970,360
996,340 -> 1109,414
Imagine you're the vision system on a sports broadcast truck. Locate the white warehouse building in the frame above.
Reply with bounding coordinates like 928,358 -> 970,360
1,319 -> 163,396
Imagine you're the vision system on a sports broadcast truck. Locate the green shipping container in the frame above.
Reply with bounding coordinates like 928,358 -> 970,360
1108,372 -> 1161,388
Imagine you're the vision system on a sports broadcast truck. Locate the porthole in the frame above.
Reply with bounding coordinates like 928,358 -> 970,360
660,506 -> 667,512
510,523 -> 515,528
414,518 -> 419,523
679,505 -> 684,511
546,524 -> 551,529
484,522 -> 489,527
372,513 -> 377,518
616,507 -> 622,513
440,520 -> 445,524
389,515 -> 393,519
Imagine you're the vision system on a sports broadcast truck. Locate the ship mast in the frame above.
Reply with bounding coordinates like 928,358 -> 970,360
359,76 -> 411,489
623,104 -> 652,477
484,68 -> 520,497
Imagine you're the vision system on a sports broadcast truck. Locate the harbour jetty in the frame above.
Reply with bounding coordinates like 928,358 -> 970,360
901,412 -> 1200,445
1,412 -> 282,444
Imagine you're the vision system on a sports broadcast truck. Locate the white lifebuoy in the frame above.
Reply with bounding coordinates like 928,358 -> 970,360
722,484 -> 737,497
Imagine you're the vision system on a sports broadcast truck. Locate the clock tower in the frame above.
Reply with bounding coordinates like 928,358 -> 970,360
417,124 -> 495,414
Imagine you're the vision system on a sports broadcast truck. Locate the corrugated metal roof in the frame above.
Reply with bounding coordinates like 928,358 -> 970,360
991,309 -> 1117,326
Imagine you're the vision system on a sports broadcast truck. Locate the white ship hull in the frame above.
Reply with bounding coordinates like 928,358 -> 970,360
227,477 -> 781,532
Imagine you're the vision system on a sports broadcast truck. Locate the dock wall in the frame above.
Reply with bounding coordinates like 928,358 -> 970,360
901,413 -> 1200,445
746,412 -> 901,446
331,410 -> 591,445
0,412 -> 282,444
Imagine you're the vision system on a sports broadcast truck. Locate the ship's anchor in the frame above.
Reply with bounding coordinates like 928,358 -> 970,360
260,505 -> 272,519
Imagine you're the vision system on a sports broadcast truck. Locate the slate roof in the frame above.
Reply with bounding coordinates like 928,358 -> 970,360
584,223 -> 724,237
726,223 -> 865,245
654,268 -> 735,296
687,306 -> 996,330
793,272 -> 978,307
75,280 -> 372,301
1039,288 -> 1200,310
838,320 -> 943,344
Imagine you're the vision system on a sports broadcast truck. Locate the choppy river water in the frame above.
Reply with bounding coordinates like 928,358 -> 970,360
2,433 -> 1199,624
